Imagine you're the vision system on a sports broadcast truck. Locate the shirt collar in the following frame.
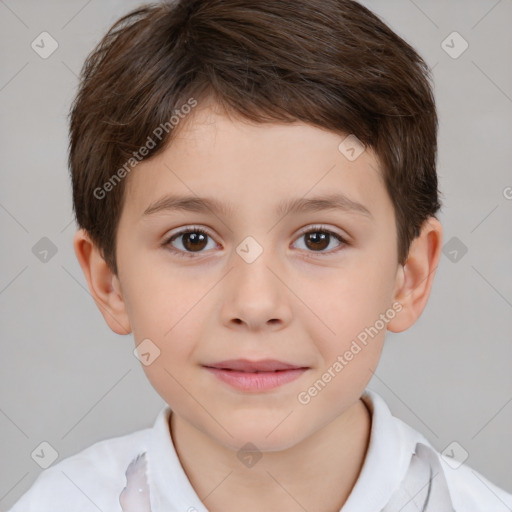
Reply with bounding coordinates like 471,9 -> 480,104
341,388 -> 421,511
145,388 -> 419,512
146,406 -> 208,512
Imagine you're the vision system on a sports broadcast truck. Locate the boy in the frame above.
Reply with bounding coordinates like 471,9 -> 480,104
9,0 -> 512,511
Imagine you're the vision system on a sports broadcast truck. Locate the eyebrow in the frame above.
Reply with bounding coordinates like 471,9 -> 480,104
143,193 -> 373,219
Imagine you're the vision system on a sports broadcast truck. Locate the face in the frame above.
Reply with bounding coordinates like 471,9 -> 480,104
113,105 -> 403,451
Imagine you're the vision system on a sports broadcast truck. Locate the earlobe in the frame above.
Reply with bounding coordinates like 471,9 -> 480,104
73,229 -> 131,335
387,217 -> 443,333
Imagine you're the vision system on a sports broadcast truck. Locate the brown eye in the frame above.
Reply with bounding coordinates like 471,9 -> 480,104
304,231 -> 330,251
179,232 -> 208,251
165,227 -> 217,257
293,227 -> 347,254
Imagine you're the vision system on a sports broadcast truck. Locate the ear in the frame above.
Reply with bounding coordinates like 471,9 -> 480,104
73,229 -> 131,335
387,217 -> 443,333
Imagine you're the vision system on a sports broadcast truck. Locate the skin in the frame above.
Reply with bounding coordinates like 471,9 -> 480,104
74,103 -> 442,512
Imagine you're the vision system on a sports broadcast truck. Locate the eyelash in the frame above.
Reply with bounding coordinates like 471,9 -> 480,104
163,225 -> 348,259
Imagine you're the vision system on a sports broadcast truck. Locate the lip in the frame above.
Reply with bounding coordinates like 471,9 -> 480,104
205,359 -> 305,372
203,359 -> 309,392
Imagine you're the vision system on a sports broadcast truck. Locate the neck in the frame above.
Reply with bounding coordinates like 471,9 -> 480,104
169,399 -> 372,512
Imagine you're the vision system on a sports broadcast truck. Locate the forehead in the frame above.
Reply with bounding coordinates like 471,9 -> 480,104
123,106 -> 390,223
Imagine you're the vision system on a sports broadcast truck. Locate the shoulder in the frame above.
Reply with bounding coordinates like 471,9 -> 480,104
8,427 -> 150,512
442,458 -> 512,511
394,417 -> 512,512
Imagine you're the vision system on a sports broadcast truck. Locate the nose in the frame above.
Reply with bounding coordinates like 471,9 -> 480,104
220,248 -> 293,332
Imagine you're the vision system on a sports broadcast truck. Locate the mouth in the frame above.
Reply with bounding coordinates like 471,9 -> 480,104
202,359 -> 310,391
205,359 -> 306,372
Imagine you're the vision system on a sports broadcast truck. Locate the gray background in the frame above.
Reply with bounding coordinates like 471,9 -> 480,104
1,0 -> 511,509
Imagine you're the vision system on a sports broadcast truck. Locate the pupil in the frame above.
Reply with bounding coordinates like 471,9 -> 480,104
184,232 -> 207,251
306,232 -> 329,251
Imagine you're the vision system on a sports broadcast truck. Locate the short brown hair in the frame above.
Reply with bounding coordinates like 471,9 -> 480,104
69,0 -> 441,275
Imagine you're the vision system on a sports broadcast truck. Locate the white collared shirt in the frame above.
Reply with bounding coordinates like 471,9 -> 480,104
9,389 -> 512,512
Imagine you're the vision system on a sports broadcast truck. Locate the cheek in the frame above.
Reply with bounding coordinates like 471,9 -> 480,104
120,257 -> 204,340
303,256 -> 396,361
